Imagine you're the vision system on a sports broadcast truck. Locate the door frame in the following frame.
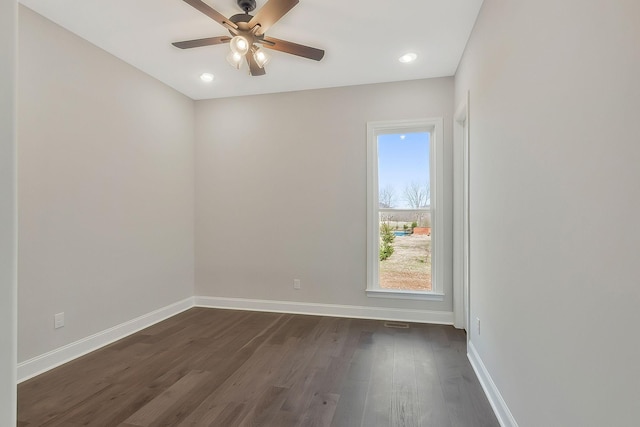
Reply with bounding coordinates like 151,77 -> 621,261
453,92 -> 470,334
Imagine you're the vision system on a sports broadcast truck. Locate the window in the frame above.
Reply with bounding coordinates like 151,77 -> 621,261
367,119 -> 444,300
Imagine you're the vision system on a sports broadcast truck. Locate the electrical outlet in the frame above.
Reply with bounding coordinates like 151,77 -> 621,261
54,312 -> 65,329
476,317 -> 481,335
293,279 -> 301,290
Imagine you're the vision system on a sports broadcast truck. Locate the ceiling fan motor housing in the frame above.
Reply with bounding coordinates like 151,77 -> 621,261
237,0 -> 256,12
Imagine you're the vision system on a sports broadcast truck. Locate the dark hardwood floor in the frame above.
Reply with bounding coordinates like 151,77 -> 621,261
18,308 -> 498,426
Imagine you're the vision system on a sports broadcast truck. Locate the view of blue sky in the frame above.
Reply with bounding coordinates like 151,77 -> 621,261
378,132 -> 430,209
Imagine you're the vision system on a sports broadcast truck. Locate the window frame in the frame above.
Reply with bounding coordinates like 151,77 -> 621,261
366,118 -> 445,301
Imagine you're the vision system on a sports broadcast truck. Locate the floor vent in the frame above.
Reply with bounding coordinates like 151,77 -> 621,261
384,321 -> 409,329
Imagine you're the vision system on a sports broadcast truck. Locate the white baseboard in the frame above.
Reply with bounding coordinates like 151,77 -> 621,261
467,341 -> 518,427
194,296 -> 454,325
17,297 -> 194,383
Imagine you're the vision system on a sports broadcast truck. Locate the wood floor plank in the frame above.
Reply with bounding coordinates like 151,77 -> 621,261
330,379 -> 368,427
18,376 -> 112,426
62,383 -> 161,426
237,385 -> 289,426
360,327 -> 395,427
427,326 -> 499,427
300,391 -> 340,427
123,370 -> 213,426
175,399 -> 229,426
18,308 -> 499,427
211,402 -> 247,426
391,331 -> 419,427
280,367 -> 324,416
411,330 -> 453,427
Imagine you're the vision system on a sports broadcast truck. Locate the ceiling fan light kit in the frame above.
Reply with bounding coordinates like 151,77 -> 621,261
226,51 -> 243,69
173,0 -> 325,76
230,35 -> 249,55
253,47 -> 270,67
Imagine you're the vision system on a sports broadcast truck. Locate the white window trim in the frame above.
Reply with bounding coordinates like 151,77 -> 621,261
366,118 -> 445,301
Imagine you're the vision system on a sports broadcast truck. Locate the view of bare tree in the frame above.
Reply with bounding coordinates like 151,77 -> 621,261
403,181 -> 430,208
403,181 -> 430,226
379,185 -> 396,208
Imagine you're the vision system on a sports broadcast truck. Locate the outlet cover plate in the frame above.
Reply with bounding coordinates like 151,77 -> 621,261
54,312 -> 65,329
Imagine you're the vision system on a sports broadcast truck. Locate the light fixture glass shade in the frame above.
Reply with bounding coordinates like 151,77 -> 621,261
226,51 -> 243,69
230,36 -> 250,55
253,48 -> 270,68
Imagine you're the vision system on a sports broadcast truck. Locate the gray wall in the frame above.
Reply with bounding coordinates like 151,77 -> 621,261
0,0 -> 17,423
18,7 -> 196,362
195,78 -> 454,312
455,0 -> 640,425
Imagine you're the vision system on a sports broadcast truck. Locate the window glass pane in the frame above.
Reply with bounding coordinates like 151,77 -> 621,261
378,132 -> 430,209
377,132 -> 431,291
378,211 -> 432,291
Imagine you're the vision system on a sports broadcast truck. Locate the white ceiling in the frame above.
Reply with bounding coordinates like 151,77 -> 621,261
19,0 -> 484,100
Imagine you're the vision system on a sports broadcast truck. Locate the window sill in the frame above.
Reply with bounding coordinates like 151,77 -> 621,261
366,289 -> 445,301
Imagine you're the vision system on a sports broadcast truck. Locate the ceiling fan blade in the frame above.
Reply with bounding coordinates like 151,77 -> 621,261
172,36 -> 231,49
260,36 -> 324,61
246,53 -> 266,76
182,0 -> 238,31
248,0 -> 299,35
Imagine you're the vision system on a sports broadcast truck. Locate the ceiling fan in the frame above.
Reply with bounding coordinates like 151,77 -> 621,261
172,0 -> 325,76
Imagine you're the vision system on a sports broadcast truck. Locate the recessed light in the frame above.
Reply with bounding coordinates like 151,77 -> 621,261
398,53 -> 417,63
200,73 -> 214,82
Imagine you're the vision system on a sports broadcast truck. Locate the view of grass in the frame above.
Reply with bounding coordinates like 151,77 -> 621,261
379,234 -> 432,291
